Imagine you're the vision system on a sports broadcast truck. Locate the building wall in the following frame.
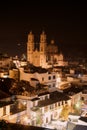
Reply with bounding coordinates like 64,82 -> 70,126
0,108 -> 3,117
9,69 -> 19,80
32,50 -> 40,66
0,58 -> 11,67
27,32 -> 64,68
0,105 -> 10,120
6,105 -> 10,115
20,69 -> 57,91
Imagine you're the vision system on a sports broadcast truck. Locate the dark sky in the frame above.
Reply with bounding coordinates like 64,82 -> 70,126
0,1 -> 87,58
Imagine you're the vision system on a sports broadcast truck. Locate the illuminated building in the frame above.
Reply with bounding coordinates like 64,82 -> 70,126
27,31 -> 64,68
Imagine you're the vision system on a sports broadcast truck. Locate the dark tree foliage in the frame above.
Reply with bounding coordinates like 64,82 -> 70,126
0,120 -> 8,130
9,80 -> 35,95
0,78 -> 15,94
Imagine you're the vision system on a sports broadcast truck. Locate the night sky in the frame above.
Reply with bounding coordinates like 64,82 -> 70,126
0,1 -> 87,58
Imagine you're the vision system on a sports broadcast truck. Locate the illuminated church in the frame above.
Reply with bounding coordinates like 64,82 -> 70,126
27,31 -> 64,68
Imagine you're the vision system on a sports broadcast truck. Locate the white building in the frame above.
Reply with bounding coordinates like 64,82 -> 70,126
16,91 -> 71,126
20,67 -> 61,92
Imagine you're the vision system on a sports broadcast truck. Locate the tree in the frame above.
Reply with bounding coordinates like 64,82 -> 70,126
0,120 -> 7,130
73,100 -> 82,115
60,104 -> 70,120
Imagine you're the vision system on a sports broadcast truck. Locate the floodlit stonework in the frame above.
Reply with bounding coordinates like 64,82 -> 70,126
27,31 -> 64,68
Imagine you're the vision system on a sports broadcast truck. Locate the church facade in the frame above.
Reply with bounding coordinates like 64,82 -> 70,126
27,31 -> 64,68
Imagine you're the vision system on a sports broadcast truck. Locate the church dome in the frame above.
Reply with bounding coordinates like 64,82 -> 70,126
46,40 -> 58,54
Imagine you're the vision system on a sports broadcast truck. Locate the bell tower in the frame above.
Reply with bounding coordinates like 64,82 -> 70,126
40,31 -> 47,54
40,31 -> 47,67
27,31 -> 34,63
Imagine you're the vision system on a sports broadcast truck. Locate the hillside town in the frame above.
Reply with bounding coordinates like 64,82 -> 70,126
0,32 -> 87,130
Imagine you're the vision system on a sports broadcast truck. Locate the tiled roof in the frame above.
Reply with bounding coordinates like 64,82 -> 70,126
38,91 -> 50,96
31,78 -> 39,81
0,101 -> 14,107
38,91 -> 70,107
63,86 -> 83,96
79,116 -> 87,123
31,97 -> 40,101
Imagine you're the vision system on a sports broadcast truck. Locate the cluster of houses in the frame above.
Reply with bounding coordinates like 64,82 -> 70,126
0,32 -> 87,130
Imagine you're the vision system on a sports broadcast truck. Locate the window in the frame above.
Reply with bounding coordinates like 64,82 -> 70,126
41,47 -> 43,51
42,77 -> 44,81
45,95 -> 48,100
55,103 -> 58,107
48,76 -> 51,80
62,101 -> 63,105
44,106 -> 48,112
51,114 -> 53,120
81,97 -> 84,101
46,117 -> 48,123
65,101 -> 67,104
53,75 -> 55,79
50,105 -> 54,109
28,46 -> 30,51
3,106 -> 6,116
48,85 -> 51,88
